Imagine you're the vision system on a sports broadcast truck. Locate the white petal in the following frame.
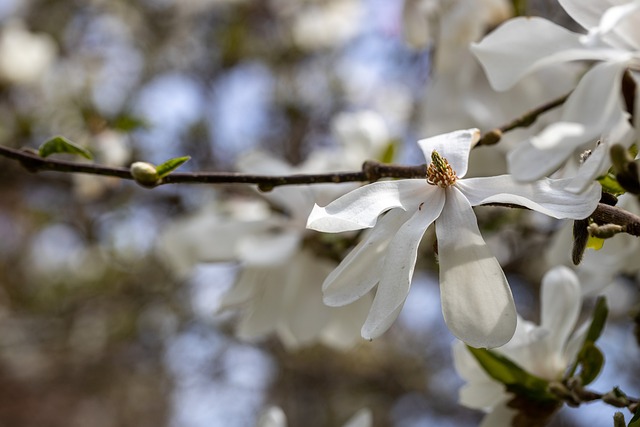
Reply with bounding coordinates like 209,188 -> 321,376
507,126 -> 579,181
558,0 -> 609,30
322,209 -> 409,306
235,267 -> 287,340
478,399 -> 517,427
471,17 -> 622,91
361,194 -> 444,339
320,294 -> 373,350
507,60 -> 628,182
559,61 -> 628,130
417,128 -> 480,178
307,179 -> 431,232
540,266 -> 581,353
456,175 -> 600,219
237,229 -> 301,266
436,187 -> 516,348
278,252 -> 333,349
564,140 -> 610,194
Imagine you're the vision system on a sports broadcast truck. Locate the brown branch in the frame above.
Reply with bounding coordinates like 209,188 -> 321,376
477,91 -> 571,147
0,144 -> 426,191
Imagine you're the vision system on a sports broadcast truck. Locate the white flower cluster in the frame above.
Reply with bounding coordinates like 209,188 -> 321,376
154,1 -> 639,424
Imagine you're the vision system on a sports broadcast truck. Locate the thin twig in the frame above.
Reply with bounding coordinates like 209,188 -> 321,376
477,92 -> 571,147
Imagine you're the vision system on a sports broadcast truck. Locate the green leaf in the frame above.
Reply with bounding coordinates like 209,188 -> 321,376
466,346 -> 554,401
39,136 -> 93,160
379,140 -> 398,164
585,296 -> 609,344
155,156 -> 191,178
577,343 -> 604,385
112,115 -> 148,132
597,173 -> 626,196
567,296 -> 609,380
629,411 -> 640,427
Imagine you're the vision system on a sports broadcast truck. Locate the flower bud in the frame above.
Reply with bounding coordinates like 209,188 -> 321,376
130,161 -> 160,188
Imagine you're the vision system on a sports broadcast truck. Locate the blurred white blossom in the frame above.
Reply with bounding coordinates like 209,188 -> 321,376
0,19 -> 56,85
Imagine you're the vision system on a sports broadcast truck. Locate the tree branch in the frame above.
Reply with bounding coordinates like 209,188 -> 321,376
477,91 -> 571,147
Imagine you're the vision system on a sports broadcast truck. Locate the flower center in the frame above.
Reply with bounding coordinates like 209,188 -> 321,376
427,150 -> 457,188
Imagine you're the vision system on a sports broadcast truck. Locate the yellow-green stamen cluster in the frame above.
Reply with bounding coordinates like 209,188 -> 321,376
427,150 -> 457,188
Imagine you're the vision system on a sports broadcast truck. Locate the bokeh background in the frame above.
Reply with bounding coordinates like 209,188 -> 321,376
0,0 -> 638,426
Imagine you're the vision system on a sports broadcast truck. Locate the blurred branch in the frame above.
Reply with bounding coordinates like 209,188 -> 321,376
551,380 -> 639,415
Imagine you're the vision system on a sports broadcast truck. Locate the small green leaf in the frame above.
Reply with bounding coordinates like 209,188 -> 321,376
379,140 -> 398,164
39,136 -> 93,160
628,411 -> 640,427
112,115 -> 148,132
155,156 -> 191,178
597,173 -> 626,196
466,346 -> 554,401
585,296 -> 609,344
577,343 -> 604,385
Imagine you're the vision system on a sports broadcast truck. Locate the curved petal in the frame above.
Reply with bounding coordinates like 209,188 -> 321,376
558,0 -> 611,30
436,187 -> 516,348
506,125 -> 579,181
322,209 -> 409,306
478,399 -> 517,427
559,61 -> 627,129
540,266 -> 581,353
471,17 -> 624,91
418,128 -> 480,178
456,175 -> 600,219
279,252 -> 334,349
235,267 -> 287,340
507,61 -> 629,182
360,194 -> 444,339
307,179 -> 431,232
564,139 -> 610,194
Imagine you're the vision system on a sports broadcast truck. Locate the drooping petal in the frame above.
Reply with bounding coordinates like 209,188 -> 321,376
456,175 -> 600,219
418,128 -> 480,178
360,193 -> 444,340
471,17 -> 624,91
322,209 -> 410,306
320,293 -> 373,350
506,123 -> 581,181
540,266 -> 581,353
452,343 -> 508,409
278,252 -> 333,349
478,399 -> 517,427
235,267 -> 287,340
436,187 -> 516,348
307,179 -> 431,232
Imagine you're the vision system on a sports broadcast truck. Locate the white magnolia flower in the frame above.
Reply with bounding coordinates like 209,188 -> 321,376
471,0 -> 639,186
307,129 -> 600,348
453,266 -> 587,426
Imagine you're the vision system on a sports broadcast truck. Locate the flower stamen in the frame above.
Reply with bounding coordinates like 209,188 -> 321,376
427,150 -> 457,188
